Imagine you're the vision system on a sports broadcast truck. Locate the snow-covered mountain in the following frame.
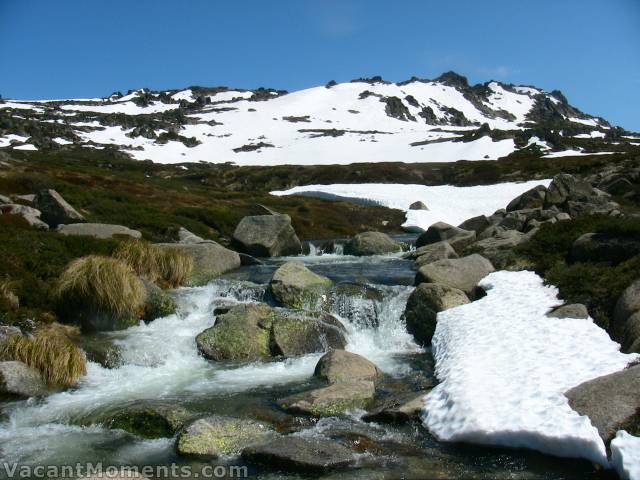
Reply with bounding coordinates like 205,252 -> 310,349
0,72 -> 636,165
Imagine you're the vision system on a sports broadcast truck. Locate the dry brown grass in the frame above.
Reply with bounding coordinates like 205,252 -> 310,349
114,240 -> 193,288
0,278 -> 19,311
56,255 -> 147,317
0,323 -> 86,386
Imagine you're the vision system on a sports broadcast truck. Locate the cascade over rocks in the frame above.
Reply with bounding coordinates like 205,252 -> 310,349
232,214 -> 302,257
269,261 -> 332,310
403,283 -> 469,346
415,254 -> 495,297
33,189 -> 85,227
416,222 -> 476,253
343,231 -> 402,256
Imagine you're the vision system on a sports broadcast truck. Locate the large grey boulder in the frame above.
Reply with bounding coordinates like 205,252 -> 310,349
612,280 -> 640,344
177,227 -> 205,244
0,361 -> 48,398
33,189 -> 84,227
458,215 -> 490,234
415,254 -> 495,297
277,380 -> 375,416
314,350 -> 381,384
343,231 -> 402,256
242,436 -> 355,473
196,304 -> 346,362
465,229 -> 527,269
546,304 -> 589,319
0,204 -> 49,229
506,185 -> 547,211
156,241 -> 240,286
403,283 -> 469,346
622,312 -> 640,353
176,415 -> 273,458
414,242 -> 459,267
570,233 -> 640,264
57,223 -> 141,239
545,174 -> 598,207
416,222 -> 476,253
566,365 -> 640,444
232,214 -> 302,257
269,261 -> 332,309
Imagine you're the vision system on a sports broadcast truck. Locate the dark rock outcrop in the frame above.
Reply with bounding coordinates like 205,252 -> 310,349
33,189 -> 84,228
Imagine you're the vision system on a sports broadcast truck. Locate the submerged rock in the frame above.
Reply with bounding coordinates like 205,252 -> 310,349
363,390 -> 429,423
277,380 -> 375,416
176,415 -> 273,458
566,365 -> 640,444
156,241 -> 240,286
314,350 -> 381,384
415,254 -> 495,297
404,283 -> 469,346
232,214 -> 302,257
141,281 -> 177,322
107,403 -> 193,439
343,231 -> 402,256
57,223 -> 141,239
0,361 -> 48,398
269,261 -> 332,310
33,189 -> 84,228
242,436 -> 355,473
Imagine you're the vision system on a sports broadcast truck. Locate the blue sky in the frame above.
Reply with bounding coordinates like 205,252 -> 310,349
1,0 -> 639,130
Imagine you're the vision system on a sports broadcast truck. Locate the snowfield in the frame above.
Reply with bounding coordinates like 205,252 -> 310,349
271,180 -> 551,231
422,270 -> 638,467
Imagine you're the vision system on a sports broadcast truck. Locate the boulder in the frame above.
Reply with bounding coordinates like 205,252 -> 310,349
242,436 -> 355,473
363,391 -> 429,423
12,194 -> 35,204
343,231 -> 402,256
33,189 -> 84,227
408,201 -> 429,210
177,227 -> 205,244
196,303 -> 274,361
622,312 -> 640,353
156,242 -> 240,286
416,222 -> 476,253
141,281 -> 177,322
106,403 -> 193,439
612,280 -> 640,343
277,380 -> 375,416
465,229 -> 526,269
566,365 -> 640,444
314,350 -> 381,384
477,224 -> 507,241
415,254 -> 495,297
269,261 -> 332,309
546,303 -> 589,319
570,233 -> 640,264
403,283 -> 469,346
232,214 -> 302,257
239,253 -> 263,266
270,312 -> 347,357
0,361 -> 48,398
176,415 -> 273,458
458,215 -> 490,234
0,325 -> 20,345
0,204 -> 49,229
57,223 -> 141,239
196,304 -> 346,362
506,185 -> 547,211
414,242 -> 459,267
545,174 -> 598,207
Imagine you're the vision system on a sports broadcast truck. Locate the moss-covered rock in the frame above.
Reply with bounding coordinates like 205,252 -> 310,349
141,281 -> 177,322
176,415 -> 273,458
344,231 -> 402,256
314,350 -> 381,384
270,311 -> 346,357
108,403 -> 193,439
269,261 -> 332,310
277,380 -> 375,416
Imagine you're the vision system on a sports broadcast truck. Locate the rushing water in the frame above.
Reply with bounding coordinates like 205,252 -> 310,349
0,250 -> 606,479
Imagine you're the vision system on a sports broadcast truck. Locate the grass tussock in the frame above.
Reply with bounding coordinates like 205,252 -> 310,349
0,323 -> 86,386
56,255 -> 146,317
114,240 -> 193,288
0,278 -> 19,311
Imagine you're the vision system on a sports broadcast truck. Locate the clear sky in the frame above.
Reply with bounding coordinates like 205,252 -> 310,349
1,0 -> 639,130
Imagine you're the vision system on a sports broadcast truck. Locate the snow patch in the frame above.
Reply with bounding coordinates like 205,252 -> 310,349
423,270 -> 637,466
612,431 -> 640,480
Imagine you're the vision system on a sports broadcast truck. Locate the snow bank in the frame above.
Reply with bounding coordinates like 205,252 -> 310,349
423,270 -> 637,466
271,180 -> 550,231
612,431 -> 640,480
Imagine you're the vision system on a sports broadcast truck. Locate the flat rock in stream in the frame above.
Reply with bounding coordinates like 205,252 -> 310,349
106,403 -> 194,439
269,261 -> 332,310
176,415 -> 273,458
363,390 -> 429,423
242,436 -> 355,473
277,380 -> 375,416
